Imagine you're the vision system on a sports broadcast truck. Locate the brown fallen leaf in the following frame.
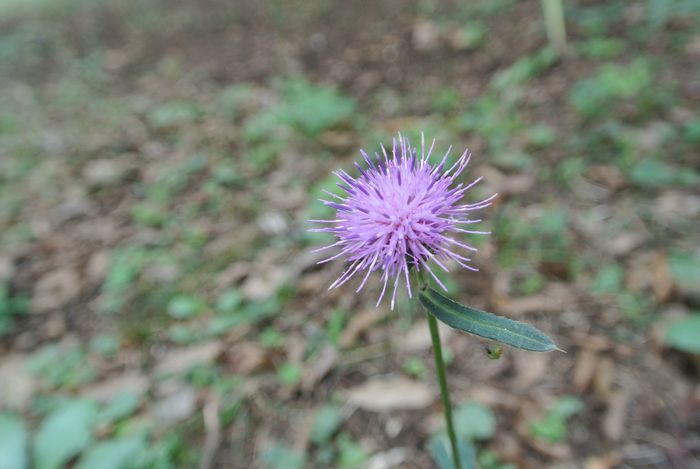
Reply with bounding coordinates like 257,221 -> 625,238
412,19 -> 442,52
81,372 -> 150,403
651,251 -> 673,302
593,357 -> 615,401
215,261 -> 251,291
586,164 -> 625,191
241,269 -> 287,302
572,350 -> 598,393
603,389 -> 631,442
584,452 -> 622,469
32,267 -> 81,313
495,283 -> 572,316
571,333 -> 613,352
477,165 -> 536,197
399,319 -> 453,353
345,376 -> 433,412
82,158 -> 134,187
627,251 -> 673,302
0,355 -> 37,411
225,341 -> 269,375
512,352 -> 549,390
0,256 -> 14,283
340,308 -> 386,348
86,250 -> 110,283
154,383 -> 198,427
154,341 -> 223,377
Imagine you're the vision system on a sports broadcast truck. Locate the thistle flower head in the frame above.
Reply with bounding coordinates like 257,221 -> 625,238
311,133 -> 496,309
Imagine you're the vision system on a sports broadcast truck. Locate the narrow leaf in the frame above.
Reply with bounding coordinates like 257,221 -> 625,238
419,288 -> 557,352
76,436 -> 146,469
0,414 -> 28,469
33,399 -> 98,469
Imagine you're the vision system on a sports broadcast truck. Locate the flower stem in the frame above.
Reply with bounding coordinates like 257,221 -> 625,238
427,312 -> 461,469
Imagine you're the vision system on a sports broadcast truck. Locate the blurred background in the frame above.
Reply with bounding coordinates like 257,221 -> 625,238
1,0 -> 699,468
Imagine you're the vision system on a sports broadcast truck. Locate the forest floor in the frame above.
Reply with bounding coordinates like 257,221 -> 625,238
1,0 -> 699,468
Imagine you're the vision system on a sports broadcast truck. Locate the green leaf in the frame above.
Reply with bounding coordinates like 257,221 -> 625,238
277,78 -> 356,137
76,436 -> 146,469
428,433 -> 476,469
310,405 -> 343,445
665,314 -> 700,354
215,290 -> 242,314
336,433 -> 368,469
167,295 -> 205,319
529,396 -> 583,443
0,414 -> 28,469
669,252 -> 700,297
419,288 -> 557,352
262,442 -> 306,469
97,393 -> 140,426
34,399 -> 98,469
454,402 -> 495,441
590,264 -> 624,296
277,362 -> 302,387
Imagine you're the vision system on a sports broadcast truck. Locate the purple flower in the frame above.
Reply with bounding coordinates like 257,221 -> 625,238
311,133 -> 496,309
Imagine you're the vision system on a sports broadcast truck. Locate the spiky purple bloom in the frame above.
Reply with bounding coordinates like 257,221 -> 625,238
311,134 -> 496,309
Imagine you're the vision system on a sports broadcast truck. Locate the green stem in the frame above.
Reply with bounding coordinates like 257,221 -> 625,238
427,312 -> 461,469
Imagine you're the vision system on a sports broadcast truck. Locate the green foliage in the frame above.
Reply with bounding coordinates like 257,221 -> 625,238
259,328 -> 285,348
577,38 -> 625,59
570,2 -> 625,36
262,442 -> 306,469
89,333 -> 120,359
277,362 -> 302,386
310,405 -> 343,445
647,0 -> 700,29
590,264 -> 624,296
33,399 -> 98,469
569,60 -> 654,119
668,252 -> 700,297
683,117 -> 700,145
431,87 -> 461,114
450,23 -> 487,51
277,78 -> 356,137
665,314 -> 700,354
101,247 -> 150,314
0,283 -> 28,336
97,393 -> 140,426
0,414 -> 28,469
429,433 -> 477,469
76,436 -> 146,469
403,357 -> 428,379
420,288 -> 557,352
460,94 -> 523,156
325,308 -> 348,347
215,290 -> 242,314
246,78 -> 356,142
491,47 -> 558,91
456,0 -> 515,18
27,343 -> 96,390
524,123 -> 556,149
629,159 -> 699,188
478,450 -> 516,469
167,294 -> 206,319
454,402 -> 495,441
529,396 -> 583,443
207,297 -> 283,337
147,100 -> 200,129
336,433 -> 367,469
216,84 -> 255,119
